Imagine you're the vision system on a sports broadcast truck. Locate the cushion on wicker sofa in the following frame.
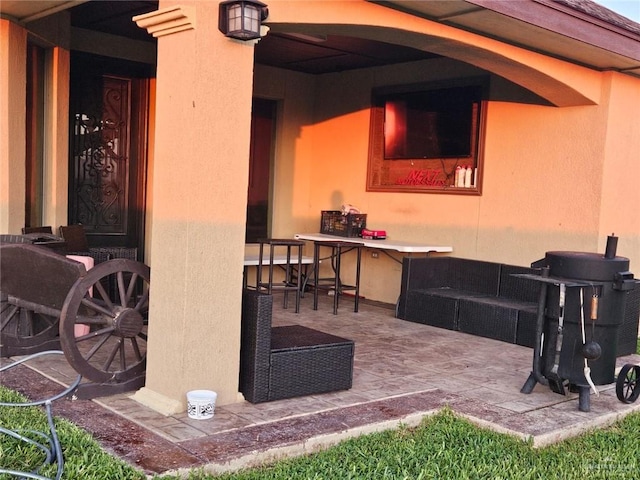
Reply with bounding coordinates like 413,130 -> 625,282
240,289 -> 354,403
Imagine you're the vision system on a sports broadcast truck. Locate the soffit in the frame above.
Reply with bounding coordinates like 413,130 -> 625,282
376,0 -> 640,76
255,33 -> 440,74
0,1 -> 156,42
68,0 -> 157,42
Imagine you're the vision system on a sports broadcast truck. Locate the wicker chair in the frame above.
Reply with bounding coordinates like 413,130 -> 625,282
21,226 -> 53,234
58,225 -> 137,263
240,289 -> 355,403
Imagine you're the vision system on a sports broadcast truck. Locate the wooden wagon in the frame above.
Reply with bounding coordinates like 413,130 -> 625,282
0,243 -> 150,398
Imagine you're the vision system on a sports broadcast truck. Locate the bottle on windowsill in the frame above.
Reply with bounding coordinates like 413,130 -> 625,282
464,165 -> 472,188
454,166 -> 462,187
456,166 -> 466,188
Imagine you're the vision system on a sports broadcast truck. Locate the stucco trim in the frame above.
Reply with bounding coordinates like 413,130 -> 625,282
133,5 -> 195,38
131,387 -> 184,416
266,1 -> 599,106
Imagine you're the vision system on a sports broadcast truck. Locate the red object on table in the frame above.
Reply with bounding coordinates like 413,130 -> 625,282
361,229 -> 386,240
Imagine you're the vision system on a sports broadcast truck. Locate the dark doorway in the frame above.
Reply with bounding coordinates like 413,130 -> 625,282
68,52 -> 153,254
246,98 -> 276,243
25,43 -> 45,228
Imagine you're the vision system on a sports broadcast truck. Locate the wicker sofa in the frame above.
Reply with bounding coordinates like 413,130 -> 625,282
397,257 -> 640,355
397,257 -> 540,347
240,289 -> 355,403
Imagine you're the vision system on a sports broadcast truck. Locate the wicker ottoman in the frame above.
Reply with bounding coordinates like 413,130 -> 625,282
269,325 -> 354,401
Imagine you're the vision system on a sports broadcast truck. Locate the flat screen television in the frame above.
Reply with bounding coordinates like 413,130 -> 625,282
383,85 -> 481,160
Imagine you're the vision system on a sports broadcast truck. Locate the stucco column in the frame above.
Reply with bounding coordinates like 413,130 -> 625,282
42,47 -> 70,231
597,71 -> 640,257
133,1 -> 254,413
0,19 -> 27,233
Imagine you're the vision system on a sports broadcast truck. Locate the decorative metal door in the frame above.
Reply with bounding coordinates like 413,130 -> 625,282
69,57 -> 149,251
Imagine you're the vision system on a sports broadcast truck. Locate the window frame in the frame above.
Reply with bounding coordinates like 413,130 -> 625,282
366,78 -> 488,195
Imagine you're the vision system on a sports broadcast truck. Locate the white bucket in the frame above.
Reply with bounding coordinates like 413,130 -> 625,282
187,390 -> 217,420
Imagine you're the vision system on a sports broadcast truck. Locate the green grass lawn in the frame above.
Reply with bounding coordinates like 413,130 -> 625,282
2,384 -> 640,480
207,410 -> 640,480
0,387 -> 145,480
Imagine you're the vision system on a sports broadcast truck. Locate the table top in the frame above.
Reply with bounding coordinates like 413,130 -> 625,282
294,233 -> 453,253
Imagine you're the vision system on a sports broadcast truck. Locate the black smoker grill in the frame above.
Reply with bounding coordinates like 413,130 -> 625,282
520,235 -> 637,412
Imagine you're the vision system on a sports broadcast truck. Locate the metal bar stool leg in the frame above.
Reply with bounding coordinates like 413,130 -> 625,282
294,246 -> 302,313
282,245 -> 296,310
333,244 -> 341,315
257,241 -> 265,292
313,242 -> 320,311
283,245 -> 290,309
354,245 -> 362,312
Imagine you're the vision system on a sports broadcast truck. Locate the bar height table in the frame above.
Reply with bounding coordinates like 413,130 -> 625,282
294,233 -> 453,261
295,233 -> 453,313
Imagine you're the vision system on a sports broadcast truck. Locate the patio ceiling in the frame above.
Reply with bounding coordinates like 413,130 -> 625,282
1,0 -> 639,77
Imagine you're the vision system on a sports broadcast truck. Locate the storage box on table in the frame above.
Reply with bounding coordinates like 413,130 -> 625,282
320,210 -> 367,237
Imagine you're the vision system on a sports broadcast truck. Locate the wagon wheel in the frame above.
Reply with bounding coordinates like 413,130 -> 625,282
59,259 -> 150,385
0,293 -> 59,356
616,363 -> 640,404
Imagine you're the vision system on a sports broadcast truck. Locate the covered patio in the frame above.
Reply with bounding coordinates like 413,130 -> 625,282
3,293 -> 639,476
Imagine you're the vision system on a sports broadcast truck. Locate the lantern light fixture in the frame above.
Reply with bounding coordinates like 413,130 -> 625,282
218,0 -> 269,41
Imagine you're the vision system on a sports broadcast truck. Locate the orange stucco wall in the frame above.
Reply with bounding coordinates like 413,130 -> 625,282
0,19 -> 27,233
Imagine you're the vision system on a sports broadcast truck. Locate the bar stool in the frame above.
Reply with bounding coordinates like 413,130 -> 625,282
311,240 -> 363,315
256,238 -> 305,313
